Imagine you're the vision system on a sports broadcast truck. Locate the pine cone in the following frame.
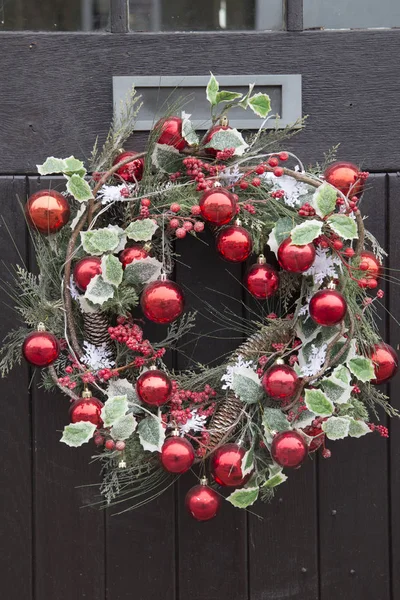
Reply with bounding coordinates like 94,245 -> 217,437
83,311 -> 114,354
205,393 -> 244,456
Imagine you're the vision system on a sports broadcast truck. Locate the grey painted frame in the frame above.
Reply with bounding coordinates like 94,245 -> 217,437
113,74 -> 302,130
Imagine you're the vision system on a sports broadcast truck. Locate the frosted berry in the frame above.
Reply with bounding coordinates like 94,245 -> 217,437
252,177 -> 261,187
141,198 -> 151,207
105,440 -> 116,450
183,221 -> 193,231
273,167 -> 284,177
333,239 -> 344,250
344,247 -> 355,258
191,205 -> 201,215
194,221 -> 205,233
115,441 -> 126,451
176,227 -> 187,238
169,218 -> 180,229
279,152 -> 289,161
170,203 -> 181,213
268,157 -> 279,167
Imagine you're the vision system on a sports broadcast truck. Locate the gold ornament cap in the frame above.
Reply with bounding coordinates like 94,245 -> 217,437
200,476 -> 208,486
257,254 -> 267,265
219,116 -> 229,127
171,428 -> 180,437
275,358 -> 285,365
327,279 -> 337,290
37,322 -> 46,332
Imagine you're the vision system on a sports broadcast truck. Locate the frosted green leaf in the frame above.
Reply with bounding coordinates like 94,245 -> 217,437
60,421 -> 96,447
231,368 -> 263,404
84,274 -> 114,306
107,378 -> 143,413
37,156 -> 67,175
238,83 -> 255,109
111,414 -> 137,441
261,470 -> 288,489
138,416 -> 165,452
321,379 -> 352,405
332,365 -> 352,385
101,395 -> 129,428
124,257 -> 163,286
206,72 -> 219,105
151,143 -> 182,173
327,214 -> 358,240
181,115 -> 200,146
271,217 -> 295,246
290,219 -> 323,246
346,417 -> 372,438
101,254 -> 123,287
241,448 -> 254,477
215,90 -> 243,103
263,408 -> 291,443
248,93 -> 271,118
321,416 -> 350,440
296,315 -> 321,344
304,389 -> 334,417
81,228 -> 120,255
64,156 -> 87,177
292,409 -> 315,429
66,174 -> 93,202
203,128 -> 248,156
227,486 -> 259,509
347,356 -> 375,382
312,183 -> 337,217
125,218 -> 158,242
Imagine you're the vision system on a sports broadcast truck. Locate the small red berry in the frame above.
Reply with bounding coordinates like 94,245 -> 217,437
333,239 -> 344,250
358,278 -> 369,288
359,261 -> 369,271
239,181 -> 249,190
170,203 -> 181,213
322,448 -> 331,459
169,218 -> 180,229
279,152 -> 289,161
194,221 -> 205,233
115,441 -> 126,451
268,156 -> 279,167
367,278 -> 378,289
273,167 -> 284,177
105,440 -> 116,451
252,177 -> 261,187
94,435 -> 104,447
344,247 -> 355,258
141,198 -> 151,207
191,205 -> 201,215
183,221 -> 193,231
376,289 -> 384,299
176,227 -> 187,239
256,165 -> 265,175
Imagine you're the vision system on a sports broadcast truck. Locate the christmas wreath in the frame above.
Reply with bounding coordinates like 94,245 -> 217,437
2,75 -> 398,521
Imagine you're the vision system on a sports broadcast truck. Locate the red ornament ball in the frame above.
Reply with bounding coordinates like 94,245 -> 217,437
245,260 -> 280,299
262,363 -> 299,399
73,256 -> 102,292
309,289 -> 347,326
155,116 -> 188,151
271,431 -> 308,468
25,190 -> 70,234
369,343 -> 398,385
278,237 -> 316,272
136,369 -> 172,406
199,188 -> 237,226
160,436 -> 195,474
216,225 -> 253,263
113,151 -> 144,183
204,124 -> 232,157
140,279 -> 185,324
324,161 -> 364,197
22,329 -> 60,367
211,443 -> 251,487
358,250 -> 381,280
119,244 -> 149,269
185,482 -> 221,521
69,396 -> 104,428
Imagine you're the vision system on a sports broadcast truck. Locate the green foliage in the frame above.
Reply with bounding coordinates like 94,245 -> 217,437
291,219 -> 323,245
206,72 -> 219,105
138,415 -> 165,452
124,257 -> 163,287
85,275 -> 115,306
81,228 -> 120,255
125,218 -> 158,242
231,367 -> 263,404
111,414 -> 137,441
321,416 -> 350,440
248,93 -> 271,118
203,128 -> 248,156
66,174 -> 93,202
101,395 -> 129,427
312,183 -> 337,217
305,389 -> 334,416
61,422 -> 96,447
226,486 -> 259,508
0,326 -> 27,376
327,214 -> 358,240
347,356 -> 375,382
101,254 -> 123,287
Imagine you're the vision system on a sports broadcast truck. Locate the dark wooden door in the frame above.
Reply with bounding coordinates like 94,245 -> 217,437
1,3 -> 400,599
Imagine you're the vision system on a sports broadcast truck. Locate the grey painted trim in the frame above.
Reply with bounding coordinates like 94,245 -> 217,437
113,74 -> 302,129
110,0 -> 129,33
286,0 -> 304,31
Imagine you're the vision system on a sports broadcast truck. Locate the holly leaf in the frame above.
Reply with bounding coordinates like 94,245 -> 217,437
321,416 -> 350,440
125,218 -> 158,242
63,156 -> 87,177
312,183 -> 337,218
238,83 -> 255,109
331,364 -> 352,385
107,378 -> 143,413
231,367 -> 263,404
203,128 -> 248,156
248,93 -> 271,118
290,219 -> 323,245
124,256 -> 163,286
296,315 -> 321,344
304,389 -> 334,417
181,112 -> 200,146
215,90 -> 243,104
291,409 -> 315,429
66,174 -> 93,202
206,72 -> 219,105
151,143 -> 183,173
138,415 -> 165,452
261,470 -> 288,489
60,421 -> 96,447
81,228 -> 120,255
226,486 -> 259,509
327,214 -> 358,240
101,254 -> 123,287
347,356 -> 375,382
270,217 -> 295,246
263,408 -> 291,443
101,395 -> 129,428
111,414 -> 137,441
320,366 -> 352,405
346,417 -> 372,438
241,448 -> 254,477
84,274 -> 114,306
37,156 -> 67,175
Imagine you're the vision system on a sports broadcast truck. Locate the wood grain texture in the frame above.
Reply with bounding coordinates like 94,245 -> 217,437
286,0 -> 303,31
110,0 -> 129,33
318,175 -> 390,600
0,176 -> 33,600
0,30 -> 400,172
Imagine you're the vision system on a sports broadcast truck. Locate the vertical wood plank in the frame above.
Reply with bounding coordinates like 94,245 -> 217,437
28,176 -> 106,600
319,174 -> 390,600
110,0 -> 129,33
0,176 -> 33,600
175,230 -> 248,600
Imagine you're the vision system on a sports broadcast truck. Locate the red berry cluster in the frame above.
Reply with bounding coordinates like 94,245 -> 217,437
120,187 -> 130,198
169,208 -> 205,238
108,318 -> 165,367
180,157 -> 219,192
271,189 -> 285,199
216,147 -> 235,161
369,423 -> 389,438
243,202 -> 256,214
298,203 -> 316,217
167,381 -> 216,424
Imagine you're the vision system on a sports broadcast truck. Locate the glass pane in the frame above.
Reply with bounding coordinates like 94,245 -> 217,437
304,0 -> 400,29
0,0 -> 109,31
129,0 -> 284,31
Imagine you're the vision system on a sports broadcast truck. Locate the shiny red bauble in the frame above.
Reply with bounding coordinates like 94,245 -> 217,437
244,259 -> 279,299
155,116 -> 188,151
112,151 -> 144,183
136,369 -> 172,406
69,396 -> 104,428
277,237 -> 316,272
25,190 -> 70,234
369,343 -> 398,385
185,481 -> 221,521
140,279 -> 185,324
199,188 -> 237,226
211,443 -> 250,487
22,329 -> 60,367
204,124 -> 232,156
324,161 -> 364,197
309,289 -> 347,326
160,435 -> 195,473
262,363 -> 299,399
271,431 -> 308,468
359,250 -> 381,279
73,256 -> 102,292
119,244 -> 149,269
216,225 -> 253,263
